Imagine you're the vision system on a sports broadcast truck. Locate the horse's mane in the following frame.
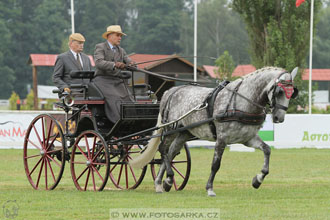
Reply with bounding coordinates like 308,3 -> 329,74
241,66 -> 286,81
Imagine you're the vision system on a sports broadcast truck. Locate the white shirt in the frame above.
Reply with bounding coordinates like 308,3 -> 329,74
107,41 -> 117,52
70,49 -> 83,68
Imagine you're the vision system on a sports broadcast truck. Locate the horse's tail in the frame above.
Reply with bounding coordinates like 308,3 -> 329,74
129,113 -> 163,169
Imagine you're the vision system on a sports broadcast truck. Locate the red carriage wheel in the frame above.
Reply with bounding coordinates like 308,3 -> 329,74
70,130 -> 109,191
23,114 -> 66,190
150,143 -> 191,191
109,143 -> 147,189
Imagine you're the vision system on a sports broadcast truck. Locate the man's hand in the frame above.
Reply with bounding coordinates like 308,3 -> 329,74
115,62 -> 126,69
64,88 -> 71,93
128,61 -> 137,67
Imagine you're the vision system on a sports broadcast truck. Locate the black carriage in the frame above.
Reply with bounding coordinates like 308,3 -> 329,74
23,70 -> 191,191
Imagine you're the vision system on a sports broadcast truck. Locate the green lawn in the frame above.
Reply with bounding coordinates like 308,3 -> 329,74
1,148 -> 330,219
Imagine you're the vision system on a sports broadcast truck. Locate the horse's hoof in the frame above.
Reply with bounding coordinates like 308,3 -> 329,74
252,175 -> 262,189
155,184 -> 163,193
207,190 -> 216,197
163,180 -> 172,192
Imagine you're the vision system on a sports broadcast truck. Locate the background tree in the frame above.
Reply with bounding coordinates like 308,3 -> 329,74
197,0 -> 251,65
313,5 -> 330,68
73,0 -> 131,55
126,0 -> 185,54
0,19 -> 15,99
232,0 -> 323,112
214,50 -> 235,80
2,0 -> 69,98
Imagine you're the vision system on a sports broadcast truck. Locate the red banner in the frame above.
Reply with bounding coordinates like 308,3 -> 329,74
296,0 -> 306,7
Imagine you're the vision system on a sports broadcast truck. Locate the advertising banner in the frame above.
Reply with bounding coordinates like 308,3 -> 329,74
274,114 -> 330,148
0,111 -> 65,149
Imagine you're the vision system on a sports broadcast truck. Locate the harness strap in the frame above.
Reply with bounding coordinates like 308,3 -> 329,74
204,80 -> 230,139
215,110 -> 266,125
274,103 -> 288,111
224,83 -> 265,110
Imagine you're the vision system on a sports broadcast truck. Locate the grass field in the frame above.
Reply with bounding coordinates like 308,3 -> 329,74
1,148 -> 330,220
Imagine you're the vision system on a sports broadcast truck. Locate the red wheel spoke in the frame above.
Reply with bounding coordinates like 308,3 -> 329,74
72,161 -> 87,165
33,123 -> 44,149
110,163 -> 118,173
46,133 -> 59,151
91,168 -> 96,191
46,154 -> 61,167
110,157 -> 123,172
45,156 -> 48,190
91,137 -> 97,158
84,168 -> 91,190
36,158 -> 45,188
117,164 -> 124,185
46,149 -> 62,154
92,146 -> 104,161
171,164 -> 185,179
92,162 -> 107,166
45,120 -> 53,150
173,176 -> 178,190
91,165 -> 104,182
29,157 -> 43,176
129,164 -> 137,183
125,162 -> 128,189
76,144 -> 88,160
76,167 -> 89,181
41,117 -> 46,147
25,154 -> 40,159
84,135 -> 91,159
27,139 -> 41,151
46,157 -> 56,183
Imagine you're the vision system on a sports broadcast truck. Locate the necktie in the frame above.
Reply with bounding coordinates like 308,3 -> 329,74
112,47 -> 116,53
76,54 -> 82,70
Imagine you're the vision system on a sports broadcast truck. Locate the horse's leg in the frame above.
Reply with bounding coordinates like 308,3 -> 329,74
154,140 -> 170,193
162,131 -> 191,192
206,140 -> 226,197
245,135 -> 271,189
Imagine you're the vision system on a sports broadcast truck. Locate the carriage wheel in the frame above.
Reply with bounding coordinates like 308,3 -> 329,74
71,130 -> 109,191
150,143 -> 191,191
23,114 -> 66,190
109,143 -> 147,189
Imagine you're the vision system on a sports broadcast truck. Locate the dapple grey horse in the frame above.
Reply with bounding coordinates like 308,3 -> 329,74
130,67 -> 298,196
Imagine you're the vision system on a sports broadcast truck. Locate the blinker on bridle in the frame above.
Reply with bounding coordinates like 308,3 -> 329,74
270,72 -> 299,111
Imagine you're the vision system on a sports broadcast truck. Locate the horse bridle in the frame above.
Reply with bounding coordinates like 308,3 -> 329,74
269,71 -> 299,112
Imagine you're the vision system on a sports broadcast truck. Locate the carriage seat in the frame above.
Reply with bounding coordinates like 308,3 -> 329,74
70,70 -> 95,80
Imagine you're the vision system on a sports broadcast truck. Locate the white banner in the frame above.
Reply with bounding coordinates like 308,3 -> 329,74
274,114 -> 330,148
0,111 -> 65,149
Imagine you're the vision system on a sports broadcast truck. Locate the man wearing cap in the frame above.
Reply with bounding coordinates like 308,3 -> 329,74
53,33 -> 92,93
93,25 -> 136,123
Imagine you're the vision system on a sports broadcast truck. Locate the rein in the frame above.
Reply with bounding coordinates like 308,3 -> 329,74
126,66 -> 215,85
223,80 -> 266,111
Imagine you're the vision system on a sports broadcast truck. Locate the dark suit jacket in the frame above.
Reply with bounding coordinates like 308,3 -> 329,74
52,51 -> 92,91
93,41 -> 133,123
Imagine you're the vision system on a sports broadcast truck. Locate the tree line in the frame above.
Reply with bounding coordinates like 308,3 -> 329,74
0,0 -> 329,102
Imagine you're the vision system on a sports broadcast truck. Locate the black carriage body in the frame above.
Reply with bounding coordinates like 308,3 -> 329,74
66,71 -> 159,139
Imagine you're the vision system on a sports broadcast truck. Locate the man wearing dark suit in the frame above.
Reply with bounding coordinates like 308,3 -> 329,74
53,33 -> 92,93
93,25 -> 135,123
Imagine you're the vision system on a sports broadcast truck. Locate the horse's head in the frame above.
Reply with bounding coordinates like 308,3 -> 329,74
267,67 -> 299,123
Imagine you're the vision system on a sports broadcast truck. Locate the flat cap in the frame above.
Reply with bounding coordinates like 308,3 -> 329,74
69,33 -> 85,42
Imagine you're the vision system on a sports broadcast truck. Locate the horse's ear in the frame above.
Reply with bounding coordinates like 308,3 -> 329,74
291,67 -> 298,80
